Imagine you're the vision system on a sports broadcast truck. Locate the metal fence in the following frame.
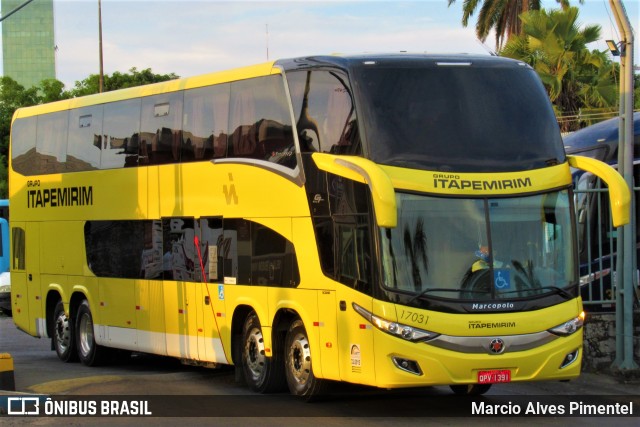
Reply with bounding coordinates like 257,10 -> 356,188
575,183 -> 639,310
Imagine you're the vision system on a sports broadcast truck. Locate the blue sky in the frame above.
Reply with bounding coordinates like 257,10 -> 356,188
2,0 -> 639,88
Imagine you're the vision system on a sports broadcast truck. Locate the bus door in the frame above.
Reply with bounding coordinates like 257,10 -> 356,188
136,220 -> 167,356
162,217 -> 198,360
10,223 -> 29,332
334,218 -> 376,384
9,222 -> 43,336
162,217 -> 226,363
196,217 -> 227,364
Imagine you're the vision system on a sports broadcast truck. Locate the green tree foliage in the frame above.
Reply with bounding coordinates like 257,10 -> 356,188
0,68 -> 178,198
500,7 -> 617,132
0,77 -> 39,162
447,0 -> 582,50
70,67 -> 179,97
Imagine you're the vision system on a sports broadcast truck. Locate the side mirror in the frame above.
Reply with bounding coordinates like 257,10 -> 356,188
567,155 -> 630,227
312,153 -> 397,228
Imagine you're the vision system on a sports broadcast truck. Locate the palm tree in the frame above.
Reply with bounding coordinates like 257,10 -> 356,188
500,7 -> 616,131
447,0 -> 582,50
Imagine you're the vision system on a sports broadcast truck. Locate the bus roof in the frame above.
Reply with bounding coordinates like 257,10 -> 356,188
276,53 -> 529,72
12,53 -> 528,122
12,60 -> 277,121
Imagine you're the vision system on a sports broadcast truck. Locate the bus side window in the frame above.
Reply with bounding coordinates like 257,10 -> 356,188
11,227 -> 25,270
182,84 -> 230,162
140,92 -> 184,165
223,219 -> 252,285
36,111 -> 68,174
67,105 -> 103,171
251,223 -> 299,287
84,221 -> 149,278
328,177 -> 372,294
10,117 -> 37,176
335,217 -> 371,295
101,99 -> 141,169
228,75 -> 296,168
286,70 -> 360,155
199,218 -> 224,282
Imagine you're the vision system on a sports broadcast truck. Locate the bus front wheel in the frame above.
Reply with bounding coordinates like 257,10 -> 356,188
241,312 -> 285,393
53,300 -> 78,363
284,319 -> 326,400
76,300 -> 109,366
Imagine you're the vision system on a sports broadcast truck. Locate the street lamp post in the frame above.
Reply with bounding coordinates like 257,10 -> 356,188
98,0 -> 104,93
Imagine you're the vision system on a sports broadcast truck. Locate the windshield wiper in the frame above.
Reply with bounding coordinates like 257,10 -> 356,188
406,288 -> 485,305
498,286 -> 573,300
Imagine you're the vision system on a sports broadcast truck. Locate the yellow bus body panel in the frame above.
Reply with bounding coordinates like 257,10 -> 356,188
7,56 -> 599,391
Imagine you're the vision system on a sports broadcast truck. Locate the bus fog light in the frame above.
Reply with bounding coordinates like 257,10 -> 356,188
560,349 -> 579,368
392,357 -> 422,375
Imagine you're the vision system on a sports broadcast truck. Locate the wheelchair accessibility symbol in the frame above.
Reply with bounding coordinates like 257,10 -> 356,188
494,269 -> 511,290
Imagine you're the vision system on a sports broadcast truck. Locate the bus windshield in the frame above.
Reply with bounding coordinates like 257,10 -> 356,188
379,190 -> 577,301
353,61 -> 565,172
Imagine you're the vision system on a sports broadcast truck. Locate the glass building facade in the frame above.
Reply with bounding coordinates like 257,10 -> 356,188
2,0 -> 56,89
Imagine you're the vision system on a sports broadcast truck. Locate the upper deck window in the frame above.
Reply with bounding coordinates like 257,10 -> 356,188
228,75 -> 296,169
353,62 -> 565,173
287,70 -> 361,155
11,74 -> 299,175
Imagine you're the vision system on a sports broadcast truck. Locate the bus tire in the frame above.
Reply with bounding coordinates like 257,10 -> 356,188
241,312 -> 285,393
76,300 -> 108,366
284,319 -> 326,400
450,384 -> 492,395
53,300 -> 78,363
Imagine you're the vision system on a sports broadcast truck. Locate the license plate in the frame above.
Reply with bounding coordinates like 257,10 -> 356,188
477,369 -> 511,384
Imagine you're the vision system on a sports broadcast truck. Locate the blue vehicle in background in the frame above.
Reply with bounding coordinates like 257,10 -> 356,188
564,112 -> 640,311
0,199 -> 9,315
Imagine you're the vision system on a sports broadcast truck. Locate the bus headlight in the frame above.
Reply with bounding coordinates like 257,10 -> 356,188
352,302 -> 439,343
548,312 -> 585,336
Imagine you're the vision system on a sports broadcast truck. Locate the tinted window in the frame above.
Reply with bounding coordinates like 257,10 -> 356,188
67,105 -> 103,171
161,218 -> 199,281
36,111 -> 68,174
11,116 -> 37,175
183,85 -> 230,162
85,217 -> 300,287
223,219 -> 252,284
140,92 -> 184,165
85,220 -> 151,279
199,217 -> 223,282
287,70 -> 360,154
354,64 -> 565,172
228,75 -> 296,168
102,99 -> 141,168
252,223 -> 299,287
11,227 -> 25,270
310,174 -> 372,293
336,216 -> 371,294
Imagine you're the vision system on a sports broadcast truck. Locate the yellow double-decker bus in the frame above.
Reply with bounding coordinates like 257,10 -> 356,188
9,54 -> 629,397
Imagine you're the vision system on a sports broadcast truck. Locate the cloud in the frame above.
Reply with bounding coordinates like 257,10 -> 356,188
51,1 -> 487,87
30,0 -> 637,89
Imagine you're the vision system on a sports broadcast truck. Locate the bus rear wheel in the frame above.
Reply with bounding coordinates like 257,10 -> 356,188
53,300 -> 78,363
241,312 -> 285,393
76,300 -> 109,366
450,384 -> 492,395
284,319 -> 326,400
